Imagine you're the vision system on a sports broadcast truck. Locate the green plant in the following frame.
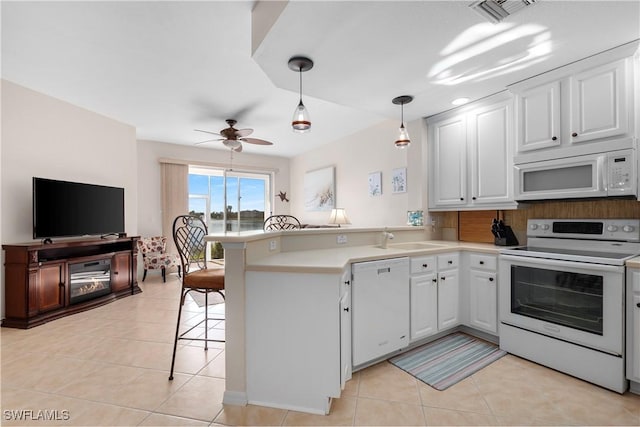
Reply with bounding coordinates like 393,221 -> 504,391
212,241 -> 224,259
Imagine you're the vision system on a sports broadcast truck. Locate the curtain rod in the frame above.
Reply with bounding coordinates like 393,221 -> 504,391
158,157 -> 280,173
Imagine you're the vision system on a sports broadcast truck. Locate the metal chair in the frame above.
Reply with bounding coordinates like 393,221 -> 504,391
263,214 -> 301,231
169,215 -> 225,381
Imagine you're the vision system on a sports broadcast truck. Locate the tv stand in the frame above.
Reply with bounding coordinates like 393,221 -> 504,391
2,236 -> 141,329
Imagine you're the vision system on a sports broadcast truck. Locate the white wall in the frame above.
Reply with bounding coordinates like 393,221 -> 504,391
1,79 -> 138,318
289,118 -> 425,227
136,140 -> 291,238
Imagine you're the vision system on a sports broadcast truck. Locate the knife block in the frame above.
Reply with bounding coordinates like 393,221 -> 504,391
494,225 -> 519,246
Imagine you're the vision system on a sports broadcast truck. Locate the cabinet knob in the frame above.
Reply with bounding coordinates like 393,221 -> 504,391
489,277 -> 494,282
422,263 -> 428,268
113,271 -> 119,275
572,132 -> 578,137
344,307 -> 350,312
344,280 -> 350,285
432,278 -> 437,283
479,261 -> 484,265
441,276 -> 446,281
552,136 -> 557,141
472,197 -> 477,200
448,260 -> 453,264
637,303 -> 640,308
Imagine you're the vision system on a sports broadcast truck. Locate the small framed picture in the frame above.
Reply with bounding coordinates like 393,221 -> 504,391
368,171 -> 382,196
392,168 -> 407,193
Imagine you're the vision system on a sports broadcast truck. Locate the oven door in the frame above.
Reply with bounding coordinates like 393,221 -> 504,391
499,254 -> 624,355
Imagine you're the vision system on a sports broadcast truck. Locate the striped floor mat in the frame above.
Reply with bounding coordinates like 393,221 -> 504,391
389,332 -> 506,391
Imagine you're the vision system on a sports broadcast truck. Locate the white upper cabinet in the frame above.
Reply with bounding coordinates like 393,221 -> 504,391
569,59 -> 628,144
429,114 -> 467,208
516,80 -> 561,152
510,42 -> 637,164
427,92 -> 516,211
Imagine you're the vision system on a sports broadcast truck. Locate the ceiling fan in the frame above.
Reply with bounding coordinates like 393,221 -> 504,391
194,119 -> 274,152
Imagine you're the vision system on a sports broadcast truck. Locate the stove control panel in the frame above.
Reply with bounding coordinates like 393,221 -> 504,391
527,219 -> 640,242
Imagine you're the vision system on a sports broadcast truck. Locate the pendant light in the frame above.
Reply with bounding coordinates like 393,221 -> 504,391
288,56 -> 314,133
392,95 -> 413,148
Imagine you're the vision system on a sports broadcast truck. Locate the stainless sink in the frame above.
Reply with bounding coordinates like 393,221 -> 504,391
387,242 -> 445,250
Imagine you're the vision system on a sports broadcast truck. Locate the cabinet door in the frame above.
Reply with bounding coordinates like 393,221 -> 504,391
429,114 -> 467,207
410,273 -> 438,341
340,268 -> 352,389
515,80 -> 561,152
628,269 -> 640,383
630,293 -> 640,382
35,262 -> 65,313
111,252 -> 131,293
437,269 -> 459,330
569,59 -> 628,144
469,270 -> 497,334
468,98 -> 514,205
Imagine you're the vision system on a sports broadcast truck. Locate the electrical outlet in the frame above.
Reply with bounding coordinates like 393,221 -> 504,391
336,234 -> 348,244
269,240 -> 277,251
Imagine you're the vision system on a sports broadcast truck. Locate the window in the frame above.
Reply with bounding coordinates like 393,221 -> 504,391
188,167 -> 271,233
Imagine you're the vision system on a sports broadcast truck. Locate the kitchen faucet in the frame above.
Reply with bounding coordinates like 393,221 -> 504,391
381,230 -> 394,249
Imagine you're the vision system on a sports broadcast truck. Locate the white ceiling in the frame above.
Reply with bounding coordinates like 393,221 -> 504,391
2,1 -> 639,158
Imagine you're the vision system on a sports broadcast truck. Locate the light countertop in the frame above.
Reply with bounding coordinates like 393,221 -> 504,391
628,256 -> 640,269
245,241 -> 503,274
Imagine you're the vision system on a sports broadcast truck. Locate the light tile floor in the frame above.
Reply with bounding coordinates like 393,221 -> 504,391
2,273 -> 639,426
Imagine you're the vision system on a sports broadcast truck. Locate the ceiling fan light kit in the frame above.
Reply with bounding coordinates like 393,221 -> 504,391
194,118 -> 274,151
288,56 -> 314,133
392,95 -> 413,148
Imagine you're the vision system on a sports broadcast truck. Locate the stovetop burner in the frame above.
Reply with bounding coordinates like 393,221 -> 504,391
510,246 -> 636,260
501,219 -> 640,266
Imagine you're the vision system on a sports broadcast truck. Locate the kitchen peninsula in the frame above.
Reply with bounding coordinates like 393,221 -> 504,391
207,226 -> 503,414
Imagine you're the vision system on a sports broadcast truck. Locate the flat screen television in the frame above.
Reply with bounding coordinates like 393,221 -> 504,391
33,177 -> 125,239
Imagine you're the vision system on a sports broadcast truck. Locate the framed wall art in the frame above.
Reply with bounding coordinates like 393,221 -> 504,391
304,166 -> 335,211
392,167 -> 407,193
368,171 -> 382,196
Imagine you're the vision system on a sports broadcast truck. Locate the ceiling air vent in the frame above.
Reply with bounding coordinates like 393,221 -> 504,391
470,0 -> 537,23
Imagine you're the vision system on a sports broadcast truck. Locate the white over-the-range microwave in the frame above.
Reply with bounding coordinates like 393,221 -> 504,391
514,149 -> 637,201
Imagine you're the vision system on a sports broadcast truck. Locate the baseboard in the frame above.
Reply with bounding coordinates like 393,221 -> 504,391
223,390 -> 248,406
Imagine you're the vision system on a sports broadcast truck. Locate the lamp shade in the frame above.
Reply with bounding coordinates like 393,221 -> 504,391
328,208 -> 351,226
395,123 -> 411,148
292,100 -> 311,133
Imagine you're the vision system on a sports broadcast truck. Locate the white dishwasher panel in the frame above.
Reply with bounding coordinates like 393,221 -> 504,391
352,257 -> 410,367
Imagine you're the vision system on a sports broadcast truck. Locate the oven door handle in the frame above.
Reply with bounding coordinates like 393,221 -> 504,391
499,254 -> 625,273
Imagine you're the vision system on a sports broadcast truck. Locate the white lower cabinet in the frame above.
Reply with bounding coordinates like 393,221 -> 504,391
410,253 -> 459,342
467,253 -> 498,334
627,268 -> 640,392
245,269 -> 349,414
340,267 -> 352,389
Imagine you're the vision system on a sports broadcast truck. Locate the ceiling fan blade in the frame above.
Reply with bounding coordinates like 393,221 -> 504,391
194,129 -> 222,136
194,138 -> 222,145
234,128 -> 253,137
241,137 -> 273,145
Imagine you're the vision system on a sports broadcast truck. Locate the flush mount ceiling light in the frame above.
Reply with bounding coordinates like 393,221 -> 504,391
392,95 -> 413,149
452,97 -> 470,106
288,56 -> 314,133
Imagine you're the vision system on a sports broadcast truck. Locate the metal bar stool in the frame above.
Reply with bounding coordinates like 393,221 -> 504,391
169,215 -> 225,380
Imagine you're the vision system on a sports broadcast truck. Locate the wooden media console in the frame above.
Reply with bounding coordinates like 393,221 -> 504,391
2,236 -> 141,328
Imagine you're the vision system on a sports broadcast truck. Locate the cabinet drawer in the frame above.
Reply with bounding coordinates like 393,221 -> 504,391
437,253 -> 459,270
411,256 -> 436,274
469,254 -> 497,271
